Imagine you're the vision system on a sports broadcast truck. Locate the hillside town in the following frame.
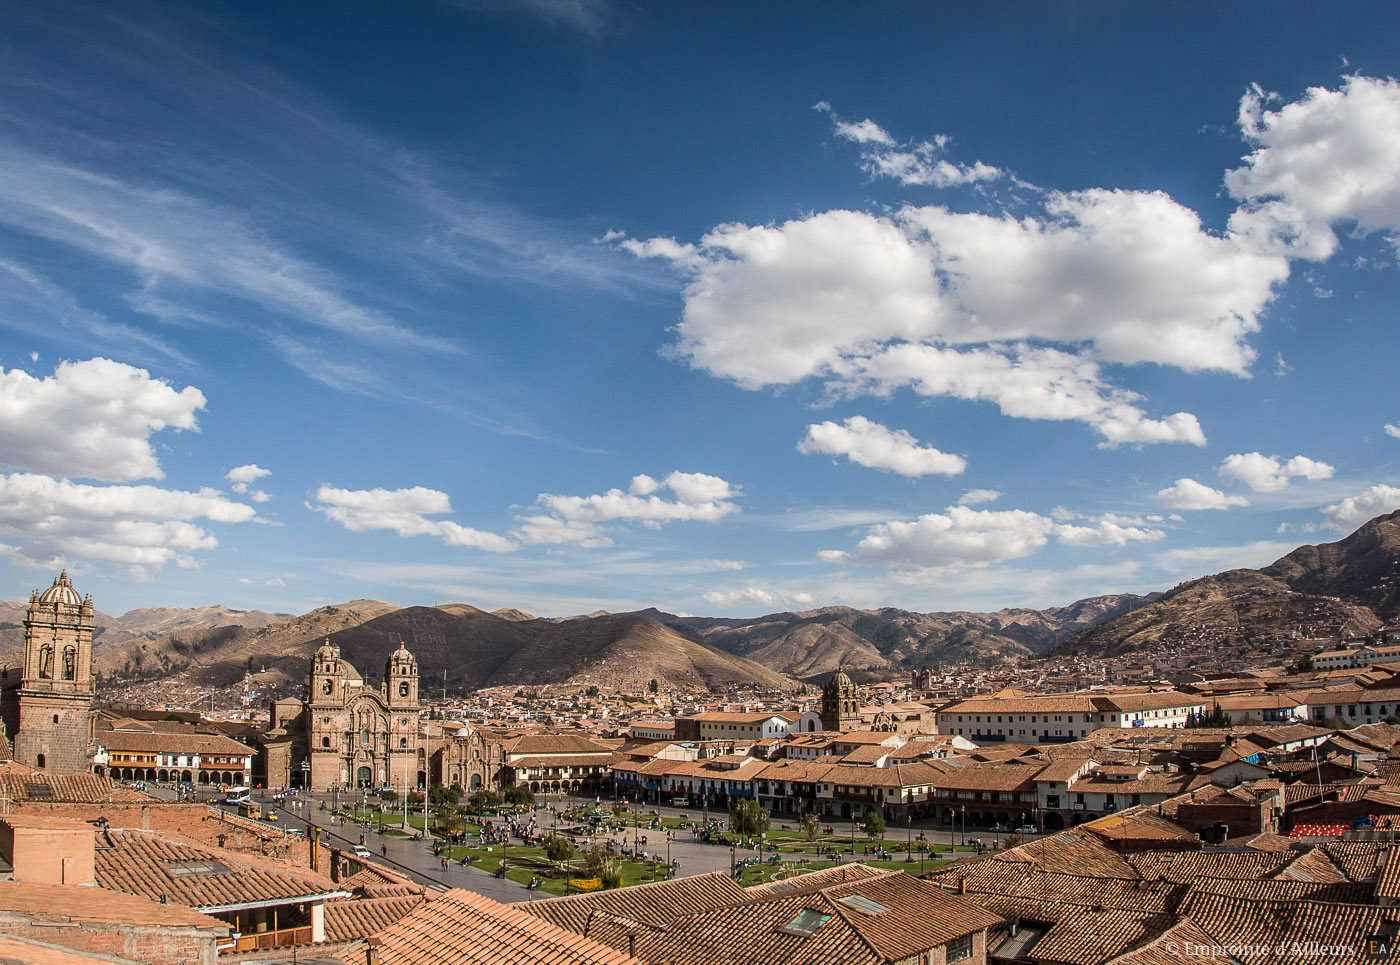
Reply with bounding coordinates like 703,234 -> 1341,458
0,572 -> 1399,964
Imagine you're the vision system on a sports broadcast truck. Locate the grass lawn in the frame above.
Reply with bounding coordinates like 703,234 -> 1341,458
438,842 -> 673,897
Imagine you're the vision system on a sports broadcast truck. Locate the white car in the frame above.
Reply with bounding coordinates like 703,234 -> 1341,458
353,846 -> 372,858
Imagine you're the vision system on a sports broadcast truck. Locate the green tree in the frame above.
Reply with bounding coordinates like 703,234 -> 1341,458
599,857 -> 623,890
862,810 -> 886,842
729,799 -> 770,846
504,784 -> 534,808
467,788 -> 503,813
1185,703 -> 1231,728
429,782 -> 463,808
585,685 -> 600,698
544,834 -> 575,870
1296,653 -> 1315,673
648,678 -> 659,694
800,812 -> 821,843
379,789 -> 398,805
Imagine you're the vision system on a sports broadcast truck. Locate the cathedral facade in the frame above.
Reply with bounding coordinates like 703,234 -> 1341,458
2,572 -> 97,774
262,639 -> 503,793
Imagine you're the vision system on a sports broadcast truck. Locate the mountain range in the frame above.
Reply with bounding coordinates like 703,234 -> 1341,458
4,510 -> 1399,695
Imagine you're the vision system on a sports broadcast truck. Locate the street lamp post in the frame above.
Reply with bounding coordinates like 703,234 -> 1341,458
423,722 -> 431,840
300,759 -> 310,793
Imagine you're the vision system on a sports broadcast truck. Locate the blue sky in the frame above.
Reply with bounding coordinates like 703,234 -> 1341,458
2,1 -> 1399,619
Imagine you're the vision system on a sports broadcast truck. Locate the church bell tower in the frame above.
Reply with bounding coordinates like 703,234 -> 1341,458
13,572 -> 95,773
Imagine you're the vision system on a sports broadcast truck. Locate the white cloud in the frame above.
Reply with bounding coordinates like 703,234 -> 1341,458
1226,75 -> 1400,259
1151,478 -> 1251,511
310,485 -> 517,552
701,586 -> 815,610
226,464 -> 272,497
819,104 -> 1002,188
1218,451 -> 1335,492
312,470 -> 741,553
523,471 -> 740,544
797,416 -> 966,477
821,506 -> 1056,569
958,489 -> 1001,505
0,358 -> 204,481
1385,423 -> 1400,439
628,178 -> 1286,445
0,472 -> 257,576
1320,484 -> 1400,531
1052,513 -> 1166,547
696,559 -> 745,571
830,343 -> 1206,447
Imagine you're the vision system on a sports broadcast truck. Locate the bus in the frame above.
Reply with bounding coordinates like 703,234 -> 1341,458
238,801 -> 262,820
226,786 -> 251,805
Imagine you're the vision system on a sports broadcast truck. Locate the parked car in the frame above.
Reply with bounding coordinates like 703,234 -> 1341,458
1015,825 -> 1038,834
990,823 -> 1010,833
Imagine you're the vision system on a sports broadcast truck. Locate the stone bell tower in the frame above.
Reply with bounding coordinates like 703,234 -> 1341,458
12,572 -> 96,774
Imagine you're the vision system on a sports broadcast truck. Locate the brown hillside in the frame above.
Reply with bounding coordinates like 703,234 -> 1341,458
322,607 -> 793,694
1051,512 -> 1400,660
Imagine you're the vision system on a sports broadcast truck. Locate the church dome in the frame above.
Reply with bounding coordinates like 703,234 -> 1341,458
36,571 -> 83,606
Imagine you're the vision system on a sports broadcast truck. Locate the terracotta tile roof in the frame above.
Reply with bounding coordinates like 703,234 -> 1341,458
637,870 -> 1001,965
689,712 -> 790,724
325,894 -> 427,943
0,761 -> 148,804
1016,907 -> 1180,965
95,828 -> 349,913
1184,876 -> 1373,904
96,729 -> 253,756
1034,758 -> 1097,783
0,933 -> 145,965
995,829 -> 1140,878
1177,893 -> 1400,965
1126,851 -> 1293,882
523,872 -> 749,935
504,735 -> 616,757
1102,917 -> 1227,965
1322,840 -> 1392,881
1376,848 -> 1400,900
741,863 -> 892,899
1222,831 -> 1295,852
0,880 -> 227,932
340,888 -> 642,965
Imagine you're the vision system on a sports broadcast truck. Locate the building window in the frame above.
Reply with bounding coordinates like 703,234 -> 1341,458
400,737 -> 408,748
321,737 -> 330,748
947,935 -> 973,963
36,754 -> 45,768
399,682 -> 410,697
362,730 -> 371,746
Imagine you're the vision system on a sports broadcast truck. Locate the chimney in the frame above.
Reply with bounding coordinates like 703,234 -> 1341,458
629,932 -> 637,958
957,875 -> 966,895
366,936 -> 381,965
